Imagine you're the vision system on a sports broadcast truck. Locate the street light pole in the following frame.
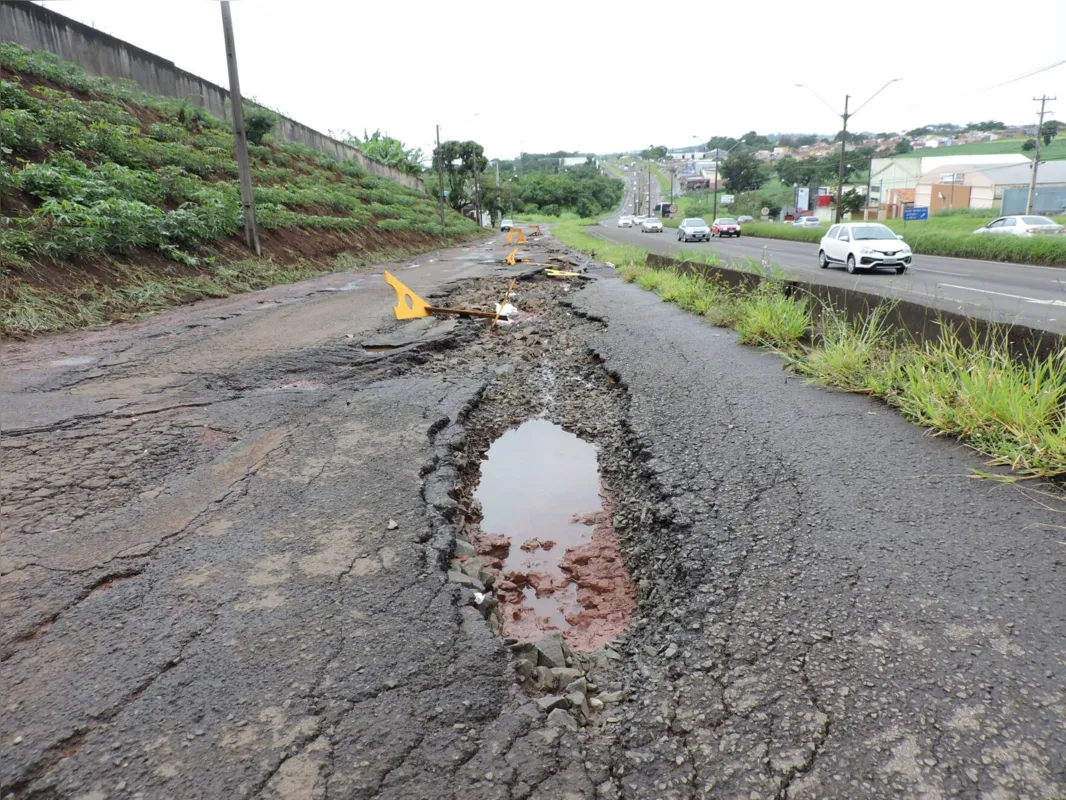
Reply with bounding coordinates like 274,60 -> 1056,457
713,138 -> 747,222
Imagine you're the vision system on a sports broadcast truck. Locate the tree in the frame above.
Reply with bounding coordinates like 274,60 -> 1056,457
347,129 -> 424,176
777,134 -> 797,148
967,120 -> 1005,132
704,135 -> 738,152
244,109 -> 275,146
794,134 -> 819,147
894,138 -> 913,154
433,140 -> 488,211
833,130 -> 863,143
641,145 -> 668,160
719,150 -> 765,192
1022,139 -> 1037,152
1041,120 -> 1061,146
906,126 -> 932,138
834,188 -> 865,215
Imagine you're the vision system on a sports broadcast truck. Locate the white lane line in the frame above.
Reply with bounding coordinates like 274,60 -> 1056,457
913,267 -> 971,277
937,283 -> 1066,307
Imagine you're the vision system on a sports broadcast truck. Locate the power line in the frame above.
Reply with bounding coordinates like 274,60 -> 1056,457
984,59 -> 1066,91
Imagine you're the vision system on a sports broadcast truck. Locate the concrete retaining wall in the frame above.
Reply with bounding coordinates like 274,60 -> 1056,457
645,252 -> 1064,363
0,1 -> 425,192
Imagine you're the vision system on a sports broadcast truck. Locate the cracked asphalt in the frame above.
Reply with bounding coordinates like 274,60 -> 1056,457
2,231 -> 1065,799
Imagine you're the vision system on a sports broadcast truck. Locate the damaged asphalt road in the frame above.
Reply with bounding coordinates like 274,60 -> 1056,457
2,232 -> 1065,799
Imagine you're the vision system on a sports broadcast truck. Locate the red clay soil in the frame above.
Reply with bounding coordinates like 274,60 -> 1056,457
467,492 -> 635,652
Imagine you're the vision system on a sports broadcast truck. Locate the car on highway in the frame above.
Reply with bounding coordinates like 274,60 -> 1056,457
737,215 -> 754,224
818,222 -> 912,275
618,215 -> 634,228
712,218 -> 741,238
793,216 -> 822,228
500,219 -> 514,231
641,217 -> 664,233
633,215 -> 647,227
972,215 -> 1064,237
677,218 -> 711,242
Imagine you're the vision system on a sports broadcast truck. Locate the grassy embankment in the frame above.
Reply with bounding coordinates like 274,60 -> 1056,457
0,43 -> 481,336
736,210 -> 1066,266
892,137 -> 1066,161
552,218 -> 1066,477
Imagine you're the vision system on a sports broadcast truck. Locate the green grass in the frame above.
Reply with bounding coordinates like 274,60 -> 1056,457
890,137 -> 1066,161
558,218 -> 1066,477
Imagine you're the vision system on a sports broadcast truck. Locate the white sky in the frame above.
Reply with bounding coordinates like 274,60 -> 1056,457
36,0 -> 1066,159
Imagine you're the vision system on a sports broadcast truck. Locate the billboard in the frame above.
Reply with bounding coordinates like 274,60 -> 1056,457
796,186 -> 810,211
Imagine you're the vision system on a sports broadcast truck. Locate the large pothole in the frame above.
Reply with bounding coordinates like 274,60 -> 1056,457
469,417 -> 635,650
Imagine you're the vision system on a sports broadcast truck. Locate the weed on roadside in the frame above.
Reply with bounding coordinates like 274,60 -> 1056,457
732,282 -> 810,351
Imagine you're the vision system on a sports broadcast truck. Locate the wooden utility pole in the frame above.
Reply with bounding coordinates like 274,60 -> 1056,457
436,124 -> 445,233
1026,95 -> 1056,214
220,1 -> 260,255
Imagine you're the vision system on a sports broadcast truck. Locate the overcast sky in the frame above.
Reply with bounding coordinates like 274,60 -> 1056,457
36,0 -> 1066,158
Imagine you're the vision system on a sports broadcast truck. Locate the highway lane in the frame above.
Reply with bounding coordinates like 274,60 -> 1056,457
604,168 -> 1066,334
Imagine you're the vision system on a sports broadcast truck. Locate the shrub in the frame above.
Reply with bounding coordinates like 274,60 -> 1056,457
39,109 -> 87,150
0,80 -> 39,112
377,218 -> 411,232
732,282 -> 810,351
0,109 -> 45,154
244,109 -> 275,146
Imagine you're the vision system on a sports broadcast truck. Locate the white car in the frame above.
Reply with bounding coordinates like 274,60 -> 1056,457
793,216 -> 822,228
677,218 -> 711,242
641,217 -> 663,233
633,215 -> 647,227
972,215 -> 1064,237
500,219 -> 514,231
818,222 -> 912,274
617,215 -> 634,228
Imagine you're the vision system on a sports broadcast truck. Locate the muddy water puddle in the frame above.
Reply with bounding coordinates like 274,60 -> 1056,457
473,418 -> 634,650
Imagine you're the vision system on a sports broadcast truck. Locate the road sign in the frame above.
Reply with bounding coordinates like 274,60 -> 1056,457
903,206 -> 928,221
760,207 -> 770,216
442,190 -> 450,197
721,194 -> 735,205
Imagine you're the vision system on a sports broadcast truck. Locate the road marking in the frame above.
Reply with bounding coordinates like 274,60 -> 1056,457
937,283 -> 1066,306
913,267 -> 970,277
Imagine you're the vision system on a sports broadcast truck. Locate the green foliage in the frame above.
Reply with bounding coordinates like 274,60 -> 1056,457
640,145 -> 668,160
731,282 -> 810,350
0,109 -> 45,155
1022,139 -> 1037,152
244,109 -> 275,146
0,41 -> 476,280
719,150 -> 766,192
835,188 -> 866,215
894,138 -> 913,154
348,129 -> 423,176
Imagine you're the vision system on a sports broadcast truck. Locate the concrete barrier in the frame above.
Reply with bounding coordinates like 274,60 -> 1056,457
645,253 -> 1065,363
0,1 -> 425,192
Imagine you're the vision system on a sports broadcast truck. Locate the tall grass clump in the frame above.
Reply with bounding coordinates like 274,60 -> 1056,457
891,334 -> 1066,475
793,303 -> 896,392
732,282 -> 810,351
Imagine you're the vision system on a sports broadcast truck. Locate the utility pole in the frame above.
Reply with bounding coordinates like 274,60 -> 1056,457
436,124 -> 445,233
220,1 -> 259,255
647,166 -> 651,216
865,155 -> 873,220
1026,95 -> 1056,214
835,94 -> 850,222
712,149 -> 719,222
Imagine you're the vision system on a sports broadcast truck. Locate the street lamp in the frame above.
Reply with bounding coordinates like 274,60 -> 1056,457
797,78 -> 901,221
713,137 -> 748,221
